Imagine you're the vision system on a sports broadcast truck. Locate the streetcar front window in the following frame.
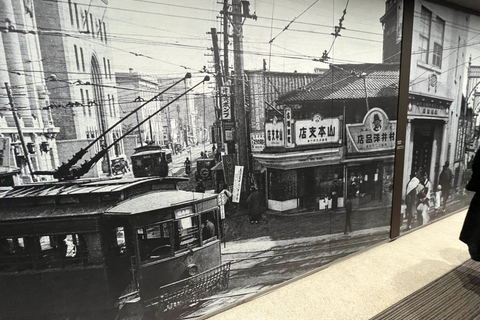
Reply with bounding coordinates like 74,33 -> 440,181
137,222 -> 172,261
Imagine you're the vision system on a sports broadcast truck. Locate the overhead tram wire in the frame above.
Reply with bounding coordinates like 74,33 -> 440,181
49,0 -> 387,37
268,0 -> 320,44
268,0 -> 276,71
34,73 -> 194,179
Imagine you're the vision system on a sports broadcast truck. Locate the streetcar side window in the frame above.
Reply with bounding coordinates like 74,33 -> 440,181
37,233 -> 86,269
1,237 -> 26,255
174,215 -> 200,252
0,237 -> 30,271
115,227 -> 127,255
137,222 -> 172,261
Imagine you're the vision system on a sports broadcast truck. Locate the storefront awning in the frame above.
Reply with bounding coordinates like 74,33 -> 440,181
253,147 -> 342,170
211,161 -> 223,171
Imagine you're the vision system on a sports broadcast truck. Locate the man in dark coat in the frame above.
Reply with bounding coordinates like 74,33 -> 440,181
184,158 -> 191,175
202,218 -> 216,240
439,161 -> 453,211
247,186 -> 263,224
460,148 -> 480,261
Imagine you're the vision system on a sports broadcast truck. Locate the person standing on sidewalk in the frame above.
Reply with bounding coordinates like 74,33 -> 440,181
406,171 -> 422,230
184,157 -> 191,175
247,186 -> 263,224
330,179 -> 340,211
439,161 -> 453,212
344,197 -> 353,235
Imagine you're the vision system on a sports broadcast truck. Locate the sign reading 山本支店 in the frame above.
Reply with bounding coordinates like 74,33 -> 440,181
294,115 -> 340,146
346,107 -> 396,153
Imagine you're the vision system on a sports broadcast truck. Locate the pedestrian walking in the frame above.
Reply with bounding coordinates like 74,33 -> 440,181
405,171 -> 422,230
460,148 -> 480,261
247,186 -> 264,224
184,157 -> 191,175
344,198 -> 353,235
421,172 -> 432,224
438,161 -> 453,212
434,185 -> 442,217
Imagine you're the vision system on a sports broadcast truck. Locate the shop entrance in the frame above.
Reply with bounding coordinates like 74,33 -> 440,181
411,122 -> 434,178
298,167 -> 316,208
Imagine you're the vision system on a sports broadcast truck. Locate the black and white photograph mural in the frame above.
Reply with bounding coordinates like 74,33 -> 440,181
401,0 -> 479,234
0,0 -> 405,319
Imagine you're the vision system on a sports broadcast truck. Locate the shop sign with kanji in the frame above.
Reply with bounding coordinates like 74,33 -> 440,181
346,107 -> 396,153
220,86 -> 232,120
265,122 -> 284,147
294,115 -> 339,146
250,131 -> 265,152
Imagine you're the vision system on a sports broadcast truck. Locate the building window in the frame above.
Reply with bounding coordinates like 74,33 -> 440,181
103,22 -> 107,43
112,96 -> 116,117
90,13 -> 94,38
80,47 -> 85,72
86,90 -> 91,116
74,3 -> 79,29
103,57 -> 107,78
108,94 -> 112,117
80,89 -> 86,116
107,59 -> 111,79
431,16 -> 445,69
68,0 -> 74,26
98,19 -> 103,41
84,10 -> 89,33
74,45 -> 80,70
418,6 -> 431,64
432,43 -> 442,68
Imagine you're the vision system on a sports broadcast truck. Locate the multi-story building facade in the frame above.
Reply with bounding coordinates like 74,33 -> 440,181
116,69 -> 166,158
166,78 -> 198,149
0,0 -> 60,185
33,0 -> 123,177
398,1 -> 469,195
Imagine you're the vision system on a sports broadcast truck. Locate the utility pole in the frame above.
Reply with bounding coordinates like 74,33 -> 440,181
223,0 -> 229,80
230,0 -> 256,170
5,82 -> 35,182
211,27 -> 224,148
232,0 -> 247,169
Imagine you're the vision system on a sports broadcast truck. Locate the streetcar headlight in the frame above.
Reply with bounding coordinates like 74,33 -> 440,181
187,263 -> 198,276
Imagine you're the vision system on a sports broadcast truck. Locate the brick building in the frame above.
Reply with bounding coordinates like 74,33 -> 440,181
33,0 -> 123,177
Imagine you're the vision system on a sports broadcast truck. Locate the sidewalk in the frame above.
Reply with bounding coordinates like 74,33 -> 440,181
207,209 -> 471,320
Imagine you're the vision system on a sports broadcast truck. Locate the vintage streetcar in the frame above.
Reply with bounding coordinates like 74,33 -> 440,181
131,145 -> 173,178
0,177 -> 230,319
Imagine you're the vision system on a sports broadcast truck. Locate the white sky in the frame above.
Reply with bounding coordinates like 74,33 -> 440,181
106,0 -> 386,83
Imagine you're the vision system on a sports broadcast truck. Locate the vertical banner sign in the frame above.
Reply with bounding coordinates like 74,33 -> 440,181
232,166 -> 244,203
0,137 -> 11,166
285,107 -> 294,148
220,86 -> 231,120
222,154 -> 236,188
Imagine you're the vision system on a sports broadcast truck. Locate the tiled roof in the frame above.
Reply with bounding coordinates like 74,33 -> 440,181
278,63 -> 400,103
